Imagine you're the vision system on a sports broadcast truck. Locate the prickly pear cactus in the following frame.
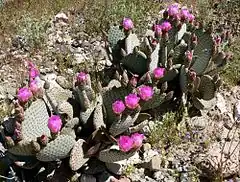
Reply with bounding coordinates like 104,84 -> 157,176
36,135 -> 75,162
98,145 -> 136,163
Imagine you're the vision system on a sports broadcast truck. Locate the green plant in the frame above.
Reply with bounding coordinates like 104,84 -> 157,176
15,15 -> 50,50
149,112 -> 182,148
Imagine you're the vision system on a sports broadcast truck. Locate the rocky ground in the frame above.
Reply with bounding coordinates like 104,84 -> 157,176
0,1 -> 240,182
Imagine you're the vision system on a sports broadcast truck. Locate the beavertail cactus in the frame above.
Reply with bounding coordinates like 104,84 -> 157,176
112,100 -> 126,115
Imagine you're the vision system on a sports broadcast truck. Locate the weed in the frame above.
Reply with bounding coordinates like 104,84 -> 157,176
148,112 -> 183,149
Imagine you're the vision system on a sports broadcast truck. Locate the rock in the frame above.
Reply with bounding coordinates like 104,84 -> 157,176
190,116 -> 208,130
195,141 -> 240,178
149,155 -> 162,171
97,171 -> 117,182
127,168 -> 145,182
143,149 -> 159,162
56,76 -> 71,89
80,174 -> 96,182
142,143 -> 151,152
55,13 -> 68,23
216,93 -> 227,113
143,155 -> 162,171
105,152 -> 141,175
73,53 -> 85,65
234,100 -> 240,121
105,162 -> 122,175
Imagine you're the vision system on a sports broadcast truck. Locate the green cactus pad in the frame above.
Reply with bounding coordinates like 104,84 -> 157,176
149,43 -> 160,72
173,40 -> 188,63
120,50 -> 148,75
159,68 -> 179,82
109,111 -> 140,136
22,99 -> 50,140
108,26 -> 125,49
36,135 -> 75,162
93,103 -> 105,130
46,87 -> 72,112
57,101 -> 73,120
98,145 -> 136,163
168,26 -> 179,53
80,107 -> 95,125
69,139 -> 89,171
125,33 -> 140,55
8,141 -> 37,156
198,75 -> 216,100
177,23 -> 187,41
191,30 -> 214,75
141,89 -> 166,111
180,66 -> 188,93
102,86 -> 131,125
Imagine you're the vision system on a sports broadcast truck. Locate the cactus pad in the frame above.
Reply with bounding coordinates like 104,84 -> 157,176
109,111 -> 140,136
108,26 -> 125,49
120,50 -> 148,75
125,33 -> 140,55
21,99 -> 50,140
36,135 -> 75,162
98,145 -> 136,163
69,139 -> 89,171
198,75 -> 216,100
191,30 -> 214,75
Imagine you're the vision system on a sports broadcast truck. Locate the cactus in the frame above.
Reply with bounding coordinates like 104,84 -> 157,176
0,3 -> 232,180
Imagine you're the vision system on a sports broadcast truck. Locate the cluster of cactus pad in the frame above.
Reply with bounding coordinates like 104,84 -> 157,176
0,3 -> 231,175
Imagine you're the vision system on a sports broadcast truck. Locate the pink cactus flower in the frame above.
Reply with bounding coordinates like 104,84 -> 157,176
131,133 -> 144,148
153,24 -> 162,36
153,67 -> 165,79
187,13 -> 195,22
122,18 -> 134,30
168,4 -> 179,17
48,115 -> 62,133
125,93 -> 140,109
161,21 -> 172,33
112,100 -> 126,115
137,85 -> 154,101
29,80 -> 40,95
180,8 -> 190,21
29,67 -> 40,80
77,72 -> 87,83
118,135 -> 134,152
17,87 -> 33,103
185,50 -> 193,61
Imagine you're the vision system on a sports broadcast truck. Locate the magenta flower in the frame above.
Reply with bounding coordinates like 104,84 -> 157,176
187,13 -> 195,22
112,100 -> 126,115
125,93 -> 140,109
122,18 -> 134,31
153,67 -> 165,79
180,8 -> 189,21
118,135 -> 134,152
17,87 -> 33,103
48,115 -> 62,133
168,4 -> 179,17
153,24 -> 162,36
29,67 -> 40,80
29,80 -> 40,95
137,85 -> 154,101
77,72 -> 87,83
185,50 -> 193,61
131,133 -> 144,148
161,21 -> 172,33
